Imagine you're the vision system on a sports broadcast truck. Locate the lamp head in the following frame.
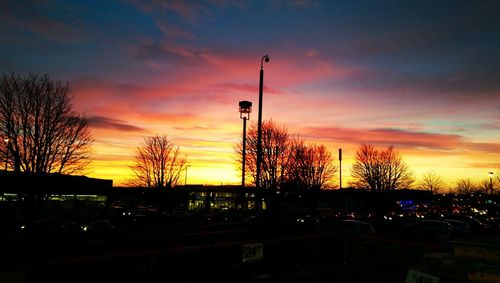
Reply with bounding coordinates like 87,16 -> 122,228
261,55 -> 270,68
239,100 -> 252,119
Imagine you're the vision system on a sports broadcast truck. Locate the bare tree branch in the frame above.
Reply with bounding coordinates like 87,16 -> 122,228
420,171 -> 445,194
130,134 -> 186,189
235,120 -> 336,190
0,72 -> 93,174
350,144 -> 414,191
453,178 -> 478,194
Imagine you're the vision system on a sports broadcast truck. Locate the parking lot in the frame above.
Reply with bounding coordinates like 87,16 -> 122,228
1,208 -> 499,283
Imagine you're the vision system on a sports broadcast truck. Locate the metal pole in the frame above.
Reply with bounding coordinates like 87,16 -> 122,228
488,172 -> 494,195
242,117 -> 247,188
256,55 -> 268,210
339,148 -> 342,189
256,55 -> 269,192
256,67 -> 264,190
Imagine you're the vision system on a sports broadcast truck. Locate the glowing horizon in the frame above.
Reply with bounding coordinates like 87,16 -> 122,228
1,1 -> 499,190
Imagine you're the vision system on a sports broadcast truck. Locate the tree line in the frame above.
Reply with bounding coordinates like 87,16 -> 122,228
1,72 -> 498,194
235,120 -> 337,191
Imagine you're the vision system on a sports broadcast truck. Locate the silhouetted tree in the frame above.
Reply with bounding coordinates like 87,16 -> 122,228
239,120 -> 290,190
0,72 -> 92,174
288,139 -> 337,190
479,179 -> 492,194
454,178 -> 477,195
350,144 -> 414,192
420,171 -> 444,194
235,120 -> 337,191
130,134 -> 186,189
495,169 -> 500,192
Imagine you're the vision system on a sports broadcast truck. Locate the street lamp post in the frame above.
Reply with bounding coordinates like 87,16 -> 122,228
3,138 -> 9,171
256,55 -> 269,191
239,101 -> 252,188
339,148 -> 342,189
489,171 -> 494,195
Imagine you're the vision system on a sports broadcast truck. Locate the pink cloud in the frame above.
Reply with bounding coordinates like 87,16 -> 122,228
466,143 -> 500,154
265,57 -> 363,89
305,49 -> 319,58
129,38 -> 363,87
71,77 -> 214,107
301,126 -> 464,150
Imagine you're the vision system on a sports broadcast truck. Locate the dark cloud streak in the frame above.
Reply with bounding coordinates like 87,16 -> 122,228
0,0 -> 84,43
215,83 -> 283,95
87,116 -> 146,132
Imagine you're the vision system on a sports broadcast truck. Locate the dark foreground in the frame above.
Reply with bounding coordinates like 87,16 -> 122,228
1,214 -> 499,283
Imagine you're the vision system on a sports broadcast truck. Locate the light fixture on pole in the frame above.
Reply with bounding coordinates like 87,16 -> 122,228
239,101 -> 252,188
256,55 -> 269,191
489,171 -> 494,195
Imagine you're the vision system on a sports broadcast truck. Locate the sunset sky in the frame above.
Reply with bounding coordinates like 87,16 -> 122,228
1,0 -> 499,189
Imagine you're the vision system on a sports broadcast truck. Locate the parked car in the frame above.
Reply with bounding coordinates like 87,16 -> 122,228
480,216 -> 500,232
442,219 -> 471,237
81,220 -> 114,235
318,219 -> 376,237
19,217 -> 78,237
403,220 -> 453,239
446,215 -> 492,235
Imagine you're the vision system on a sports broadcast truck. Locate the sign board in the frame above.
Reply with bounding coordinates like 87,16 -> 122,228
405,269 -> 440,283
241,243 -> 264,263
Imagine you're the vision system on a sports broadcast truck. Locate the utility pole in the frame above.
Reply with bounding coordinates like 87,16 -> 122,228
339,148 -> 342,189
